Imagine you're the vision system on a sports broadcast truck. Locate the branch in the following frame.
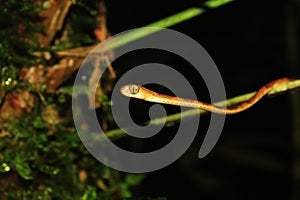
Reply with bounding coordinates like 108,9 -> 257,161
104,78 -> 300,140
39,0 -> 73,47
54,0 -> 234,57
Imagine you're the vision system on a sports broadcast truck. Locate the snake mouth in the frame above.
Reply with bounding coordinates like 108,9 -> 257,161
120,85 -> 130,97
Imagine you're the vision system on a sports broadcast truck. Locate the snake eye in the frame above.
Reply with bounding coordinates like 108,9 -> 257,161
129,85 -> 140,94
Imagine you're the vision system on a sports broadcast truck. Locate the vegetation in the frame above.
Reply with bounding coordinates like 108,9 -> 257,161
0,1 -> 143,199
1,0 -> 299,199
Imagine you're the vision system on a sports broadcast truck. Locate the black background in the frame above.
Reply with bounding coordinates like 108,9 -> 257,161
105,0 -> 299,199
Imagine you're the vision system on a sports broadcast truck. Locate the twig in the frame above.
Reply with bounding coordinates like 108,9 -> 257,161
54,2 -> 234,57
104,78 -> 300,140
39,0 -> 73,47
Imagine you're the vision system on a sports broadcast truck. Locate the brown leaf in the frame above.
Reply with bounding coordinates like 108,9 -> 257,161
45,57 -> 82,93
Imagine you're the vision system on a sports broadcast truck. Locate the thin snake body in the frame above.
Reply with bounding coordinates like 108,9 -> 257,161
120,78 -> 292,114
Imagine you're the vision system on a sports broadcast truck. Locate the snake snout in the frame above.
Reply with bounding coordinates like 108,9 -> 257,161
120,85 -> 130,96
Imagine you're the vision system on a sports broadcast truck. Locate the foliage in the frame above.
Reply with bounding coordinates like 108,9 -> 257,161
0,108 -> 146,199
0,0 -> 43,68
0,0 -> 143,199
0,0 -> 242,199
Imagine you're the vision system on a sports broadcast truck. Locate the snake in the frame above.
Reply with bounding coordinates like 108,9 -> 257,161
120,78 -> 292,114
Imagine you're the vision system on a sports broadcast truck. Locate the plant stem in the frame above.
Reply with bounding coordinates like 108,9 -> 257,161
105,79 -> 300,140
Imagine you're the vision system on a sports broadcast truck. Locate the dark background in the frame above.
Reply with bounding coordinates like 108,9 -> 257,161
105,0 -> 299,199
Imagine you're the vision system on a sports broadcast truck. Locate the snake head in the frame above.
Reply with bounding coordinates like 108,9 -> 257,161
120,84 -> 141,98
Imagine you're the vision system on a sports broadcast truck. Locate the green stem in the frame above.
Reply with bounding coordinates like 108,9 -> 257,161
96,8 -> 203,52
94,1 -> 234,52
105,79 -> 300,140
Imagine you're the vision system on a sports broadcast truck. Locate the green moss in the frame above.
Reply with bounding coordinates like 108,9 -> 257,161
0,1 -> 144,197
14,153 -> 33,180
